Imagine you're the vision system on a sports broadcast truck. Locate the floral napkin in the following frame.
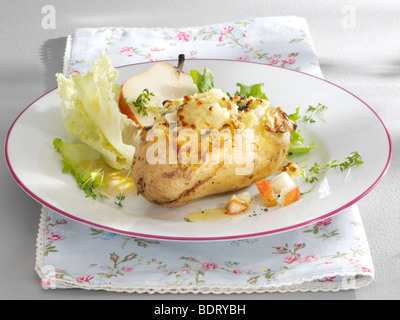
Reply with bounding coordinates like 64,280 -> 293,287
36,17 -> 374,293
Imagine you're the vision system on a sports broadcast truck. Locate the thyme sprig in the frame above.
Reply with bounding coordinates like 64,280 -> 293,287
114,167 -> 132,207
303,151 -> 364,183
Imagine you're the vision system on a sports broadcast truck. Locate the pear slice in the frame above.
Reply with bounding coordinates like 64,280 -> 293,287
119,55 -> 198,128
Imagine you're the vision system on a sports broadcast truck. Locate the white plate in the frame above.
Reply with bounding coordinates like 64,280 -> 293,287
5,59 -> 392,241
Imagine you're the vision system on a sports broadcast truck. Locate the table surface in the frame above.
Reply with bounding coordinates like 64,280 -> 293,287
1,0 -> 399,300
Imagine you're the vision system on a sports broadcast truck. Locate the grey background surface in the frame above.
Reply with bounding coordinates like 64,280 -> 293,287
1,0 -> 399,300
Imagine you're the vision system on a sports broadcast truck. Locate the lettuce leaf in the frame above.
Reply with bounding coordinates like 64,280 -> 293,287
289,131 -> 317,154
190,68 -> 215,93
56,52 -> 137,170
53,138 -> 106,199
235,83 -> 268,100
288,107 -> 301,123
288,108 -> 318,155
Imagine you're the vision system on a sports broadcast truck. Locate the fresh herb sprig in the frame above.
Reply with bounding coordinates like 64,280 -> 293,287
123,88 -> 154,116
115,193 -> 126,207
79,168 -> 107,199
114,167 -> 132,207
303,151 -> 364,183
302,103 -> 328,124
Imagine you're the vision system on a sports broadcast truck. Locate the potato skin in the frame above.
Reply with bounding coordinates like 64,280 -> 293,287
132,129 -> 291,207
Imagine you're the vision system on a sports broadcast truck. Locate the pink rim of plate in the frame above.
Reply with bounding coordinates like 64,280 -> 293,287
4,59 -> 393,241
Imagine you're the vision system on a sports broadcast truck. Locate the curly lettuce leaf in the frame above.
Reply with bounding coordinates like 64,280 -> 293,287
288,107 -> 301,123
56,52 -> 137,170
289,131 -> 317,154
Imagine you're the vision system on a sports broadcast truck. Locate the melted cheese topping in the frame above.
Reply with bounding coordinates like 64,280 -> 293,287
158,88 -> 275,134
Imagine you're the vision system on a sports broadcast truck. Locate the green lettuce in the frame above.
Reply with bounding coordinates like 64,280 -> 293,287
288,107 -> 318,155
234,83 -> 268,100
56,52 -> 137,170
190,68 -> 215,93
289,131 -> 317,154
53,138 -> 106,199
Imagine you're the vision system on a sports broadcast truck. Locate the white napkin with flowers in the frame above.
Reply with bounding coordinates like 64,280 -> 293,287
36,17 -> 374,293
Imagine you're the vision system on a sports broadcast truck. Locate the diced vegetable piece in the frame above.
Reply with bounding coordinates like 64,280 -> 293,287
118,91 -> 142,128
271,171 -> 296,193
225,192 -> 251,215
236,192 -> 251,204
255,180 -> 278,207
280,185 -> 301,206
281,161 -> 301,179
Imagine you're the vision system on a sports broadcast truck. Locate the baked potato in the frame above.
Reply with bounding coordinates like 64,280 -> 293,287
132,88 -> 296,207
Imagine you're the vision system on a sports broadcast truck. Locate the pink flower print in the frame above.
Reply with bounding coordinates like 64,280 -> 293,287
71,70 -> 81,75
323,261 -> 333,265
295,243 -> 303,248
275,247 -> 286,253
150,47 -> 165,52
221,26 -> 233,35
243,31 -> 248,38
362,267 -> 372,273
41,279 -> 54,288
299,255 -> 318,264
204,27 -> 212,32
317,217 -> 332,226
76,275 -> 94,283
183,257 -> 196,262
119,46 -> 133,53
201,262 -> 218,270
289,52 -> 296,56
118,46 -> 134,57
268,59 -> 279,65
321,276 -> 336,282
219,26 -> 233,42
284,254 -> 300,264
125,255 -> 136,261
237,56 -> 250,62
47,235 -> 63,241
123,267 -> 133,273
176,31 -> 190,42
180,269 -> 191,274
282,58 -> 296,65
44,228 -> 50,235
233,269 -> 246,274
349,258 -> 360,265
149,58 -> 158,62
